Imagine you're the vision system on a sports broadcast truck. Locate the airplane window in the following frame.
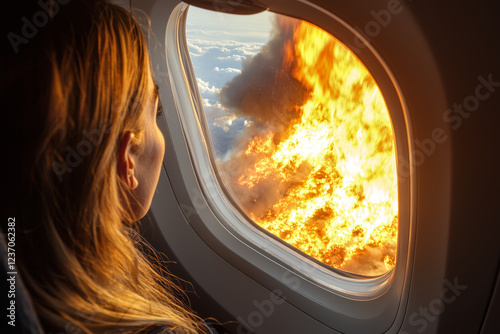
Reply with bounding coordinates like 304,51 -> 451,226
185,7 -> 398,277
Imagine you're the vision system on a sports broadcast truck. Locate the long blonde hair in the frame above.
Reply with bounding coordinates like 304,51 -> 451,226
9,0 -> 205,332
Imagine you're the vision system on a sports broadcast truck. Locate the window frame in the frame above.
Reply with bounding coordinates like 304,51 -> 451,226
162,1 -> 416,332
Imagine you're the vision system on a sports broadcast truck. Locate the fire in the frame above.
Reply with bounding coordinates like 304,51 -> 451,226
228,19 -> 398,276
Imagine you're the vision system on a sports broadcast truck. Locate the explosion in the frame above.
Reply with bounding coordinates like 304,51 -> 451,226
218,17 -> 398,276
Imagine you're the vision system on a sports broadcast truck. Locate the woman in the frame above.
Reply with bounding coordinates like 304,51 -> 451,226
2,0 -> 213,333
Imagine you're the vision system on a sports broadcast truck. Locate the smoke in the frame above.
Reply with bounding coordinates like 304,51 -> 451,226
219,16 -> 309,136
208,16 -> 310,227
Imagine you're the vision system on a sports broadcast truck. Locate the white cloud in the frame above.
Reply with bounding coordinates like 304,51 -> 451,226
196,78 -> 219,95
187,35 -> 263,106
212,112 -> 237,132
188,42 -> 205,56
233,45 -> 262,56
202,98 -> 212,108
186,29 -> 231,37
187,38 -> 249,47
244,119 -> 254,127
217,54 -> 247,62
214,67 -> 241,74
187,37 -> 264,57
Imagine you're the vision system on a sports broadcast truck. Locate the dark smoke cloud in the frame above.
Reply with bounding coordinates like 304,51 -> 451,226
218,16 -> 309,137
213,16 -> 311,219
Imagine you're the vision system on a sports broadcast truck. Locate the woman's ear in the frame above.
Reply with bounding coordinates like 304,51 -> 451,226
117,131 -> 139,189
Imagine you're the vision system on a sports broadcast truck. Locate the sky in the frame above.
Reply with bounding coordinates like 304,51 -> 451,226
186,7 -> 275,158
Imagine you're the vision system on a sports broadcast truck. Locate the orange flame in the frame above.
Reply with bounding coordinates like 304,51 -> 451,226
230,19 -> 398,276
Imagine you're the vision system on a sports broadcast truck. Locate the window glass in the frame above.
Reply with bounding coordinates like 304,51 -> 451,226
186,7 -> 398,276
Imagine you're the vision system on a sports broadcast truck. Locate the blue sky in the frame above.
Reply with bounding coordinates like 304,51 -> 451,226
186,6 -> 275,158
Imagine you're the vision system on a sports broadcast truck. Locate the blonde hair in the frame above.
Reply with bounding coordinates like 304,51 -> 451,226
11,0 -> 205,333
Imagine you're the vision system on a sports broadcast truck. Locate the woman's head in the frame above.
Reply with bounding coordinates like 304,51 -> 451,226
41,0 -> 164,223
5,0 -> 201,332
117,76 -> 166,221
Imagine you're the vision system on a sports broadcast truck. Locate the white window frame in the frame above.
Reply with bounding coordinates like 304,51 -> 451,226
153,0 -> 419,332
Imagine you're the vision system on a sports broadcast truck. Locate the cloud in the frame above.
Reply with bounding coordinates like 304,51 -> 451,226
217,54 -> 248,62
201,98 -> 212,108
187,42 -> 205,56
187,37 -> 264,59
212,112 -> 237,133
186,26 -> 278,158
233,45 -> 263,55
196,78 -> 219,95
186,29 -> 231,37
214,67 -> 241,74
218,16 -> 308,132
187,37 -> 263,106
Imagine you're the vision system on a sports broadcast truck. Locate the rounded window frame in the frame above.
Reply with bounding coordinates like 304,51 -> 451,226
164,1 -> 415,331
